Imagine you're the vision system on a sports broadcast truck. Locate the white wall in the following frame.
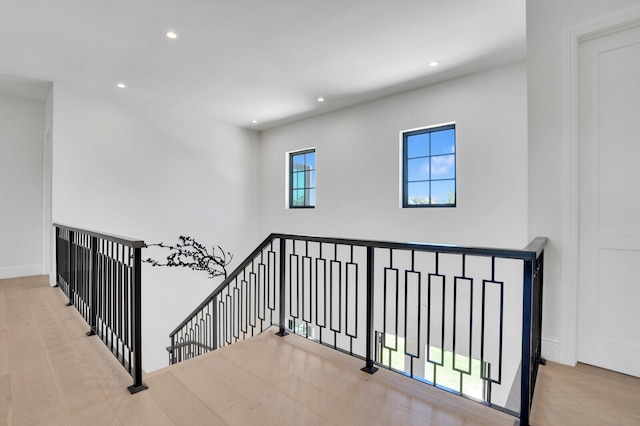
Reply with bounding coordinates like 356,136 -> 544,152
259,63 -> 528,403
527,0 -> 640,365
52,83 -> 261,371
259,62 -> 528,249
0,93 -> 46,278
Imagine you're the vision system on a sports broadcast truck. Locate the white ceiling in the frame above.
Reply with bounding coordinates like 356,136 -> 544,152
0,0 -> 525,130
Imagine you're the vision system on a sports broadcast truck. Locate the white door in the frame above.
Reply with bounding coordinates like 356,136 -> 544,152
577,24 -> 640,378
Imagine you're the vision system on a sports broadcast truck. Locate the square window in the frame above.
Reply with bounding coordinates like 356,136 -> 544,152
402,124 -> 456,207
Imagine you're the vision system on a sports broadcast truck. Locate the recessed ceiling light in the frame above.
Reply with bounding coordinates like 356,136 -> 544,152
429,61 -> 440,67
166,31 -> 177,39
116,83 -> 126,89
317,97 -> 325,102
252,120 -> 258,124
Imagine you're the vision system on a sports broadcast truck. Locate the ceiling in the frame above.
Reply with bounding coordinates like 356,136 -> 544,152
0,0 -> 525,130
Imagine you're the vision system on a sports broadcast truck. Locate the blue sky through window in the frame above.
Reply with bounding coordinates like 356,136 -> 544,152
431,129 -> 455,155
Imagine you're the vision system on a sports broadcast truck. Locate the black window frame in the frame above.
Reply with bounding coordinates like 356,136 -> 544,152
402,124 -> 456,208
289,148 -> 316,209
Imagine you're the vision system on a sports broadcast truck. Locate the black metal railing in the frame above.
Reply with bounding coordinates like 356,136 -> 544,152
169,233 -> 546,425
54,224 -> 147,393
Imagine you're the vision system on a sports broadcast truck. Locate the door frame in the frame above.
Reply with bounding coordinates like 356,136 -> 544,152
43,127 -> 53,284
561,5 -> 640,366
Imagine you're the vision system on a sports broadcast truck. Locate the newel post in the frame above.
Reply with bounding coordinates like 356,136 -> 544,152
128,245 -> 148,394
53,226 -> 60,288
276,237 -> 288,337
361,246 -> 378,374
519,258 -> 533,426
169,335 -> 176,365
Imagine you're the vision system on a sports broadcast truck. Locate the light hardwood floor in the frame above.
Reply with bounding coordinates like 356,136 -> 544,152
1,275 -> 639,425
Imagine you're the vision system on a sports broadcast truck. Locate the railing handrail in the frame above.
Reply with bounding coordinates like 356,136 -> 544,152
54,224 -> 147,393
522,237 -> 548,258
170,233 -> 548,338
166,340 -> 215,352
54,223 -> 145,248
272,233 -> 546,260
168,232 -> 547,424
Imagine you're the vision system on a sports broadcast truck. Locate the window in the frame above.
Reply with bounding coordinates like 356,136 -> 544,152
377,332 -> 486,401
289,149 -> 316,208
288,319 -> 317,339
402,124 -> 456,207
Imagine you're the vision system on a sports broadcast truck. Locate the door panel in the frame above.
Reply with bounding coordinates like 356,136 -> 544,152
578,25 -> 640,378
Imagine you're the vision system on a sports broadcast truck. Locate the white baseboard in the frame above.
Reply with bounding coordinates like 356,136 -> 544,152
0,265 -> 43,280
49,272 -> 57,286
0,265 -> 43,279
542,335 -> 561,362
0,264 -> 43,280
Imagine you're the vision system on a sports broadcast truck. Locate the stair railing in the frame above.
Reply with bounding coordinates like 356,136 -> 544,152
169,233 -> 546,426
54,223 -> 147,393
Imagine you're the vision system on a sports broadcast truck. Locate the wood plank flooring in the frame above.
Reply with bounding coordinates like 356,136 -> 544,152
530,360 -> 640,425
1,275 -> 639,425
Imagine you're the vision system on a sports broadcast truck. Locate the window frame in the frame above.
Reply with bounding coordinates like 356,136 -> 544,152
288,148 -> 316,209
401,123 -> 456,208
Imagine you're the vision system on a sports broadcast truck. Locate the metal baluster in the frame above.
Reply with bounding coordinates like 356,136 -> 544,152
87,236 -> 98,336
66,231 -> 75,307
